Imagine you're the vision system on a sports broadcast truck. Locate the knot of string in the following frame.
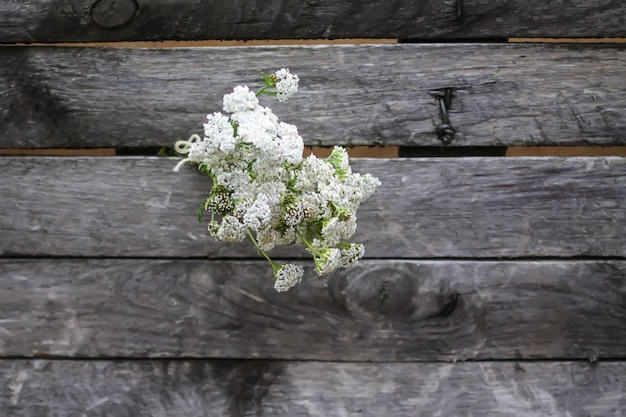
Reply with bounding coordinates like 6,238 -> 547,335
173,134 -> 201,172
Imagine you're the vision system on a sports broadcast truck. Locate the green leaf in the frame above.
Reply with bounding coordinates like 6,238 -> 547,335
157,146 -> 178,156
286,174 -> 301,193
198,163 -> 211,175
197,196 -> 211,223
246,158 -> 257,180
229,119 -> 239,136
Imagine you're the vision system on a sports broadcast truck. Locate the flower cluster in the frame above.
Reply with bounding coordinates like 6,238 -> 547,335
175,69 -> 380,292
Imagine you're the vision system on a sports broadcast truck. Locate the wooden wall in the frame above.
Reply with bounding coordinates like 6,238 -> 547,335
0,1 -> 624,415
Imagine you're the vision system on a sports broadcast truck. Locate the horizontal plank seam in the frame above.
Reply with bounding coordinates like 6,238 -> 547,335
2,39 -> 625,47
398,38 -> 508,44
2,255 -> 624,262
0,356 -> 622,363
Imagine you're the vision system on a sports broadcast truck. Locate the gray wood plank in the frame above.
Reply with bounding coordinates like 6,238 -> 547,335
0,259 -> 624,360
0,157 -> 624,258
0,360 -> 624,416
1,44 -> 625,148
1,0 -> 625,42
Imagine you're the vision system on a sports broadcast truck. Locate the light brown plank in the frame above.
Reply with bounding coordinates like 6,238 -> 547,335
0,157 -> 624,258
0,44 -> 624,148
0,360 -> 624,416
0,259 -> 624,360
1,0 -> 625,42
506,146 -> 626,157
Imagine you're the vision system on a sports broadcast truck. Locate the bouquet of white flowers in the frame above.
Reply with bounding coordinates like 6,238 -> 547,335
174,69 -> 380,292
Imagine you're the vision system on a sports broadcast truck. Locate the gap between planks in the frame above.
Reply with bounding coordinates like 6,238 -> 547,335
2,146 -> 626,157
1,38 -> 625,48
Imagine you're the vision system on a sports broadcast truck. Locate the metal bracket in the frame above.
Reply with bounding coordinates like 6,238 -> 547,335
430,88 -> 456,145
455,0 -> 464,20
445,0 -> 464,20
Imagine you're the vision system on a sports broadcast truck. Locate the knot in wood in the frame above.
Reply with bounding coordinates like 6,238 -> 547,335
344,267 -> 415,321
91,0 -> 138,29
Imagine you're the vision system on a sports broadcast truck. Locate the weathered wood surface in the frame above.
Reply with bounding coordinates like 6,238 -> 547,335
1,360 -> 624,417
0,259 -> 624,360
1,0 -> 625,43
1,157 -> 624,258
1,44 -> 625,149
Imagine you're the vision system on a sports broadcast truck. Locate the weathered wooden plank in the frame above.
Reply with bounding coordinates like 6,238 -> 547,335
0,259 -> 624,360
1,360 -> 624,416
1,44 -> 624,148
1,157 -> 624,258
1,0 -> 625,43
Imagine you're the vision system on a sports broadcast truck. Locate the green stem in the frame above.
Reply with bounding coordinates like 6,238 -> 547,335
255,86 -> 268,97
246,228 -> 279,272
296,229 -> 322,257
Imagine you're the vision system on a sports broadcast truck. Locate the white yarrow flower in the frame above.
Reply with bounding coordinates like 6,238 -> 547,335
223,85 -> 259,113
314,247 -> 342,276
339,243 -> 365,268
214,216 -> 246,242
274,264 -> 304,292
276,122 -> 304,165
175,69 -> 380,292
202,112 -> 236,152
243,193 -> 274,232
273,68 -> 299,102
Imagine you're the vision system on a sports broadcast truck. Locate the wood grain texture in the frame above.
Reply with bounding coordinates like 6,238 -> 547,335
1,0 -> 625,42
1,44 -> 625,148
0,259 -> 624,360
1,157 -> 624,258
1,360 -> 625,417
